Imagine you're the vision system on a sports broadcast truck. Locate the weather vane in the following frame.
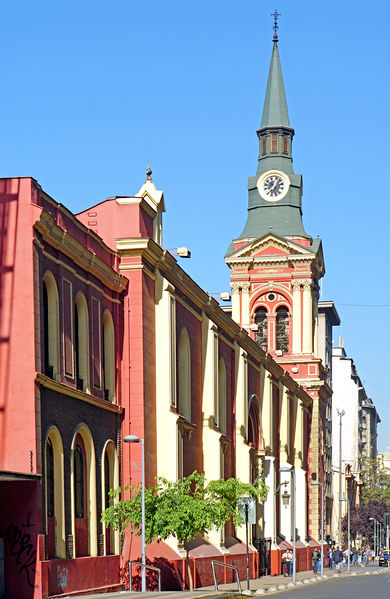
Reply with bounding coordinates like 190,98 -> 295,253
271,9 -> 281,43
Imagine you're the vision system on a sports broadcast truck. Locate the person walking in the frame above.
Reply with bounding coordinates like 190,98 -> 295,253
281,549 -> 288,576
311,548 -> 320,574
286,549 -> 293,576
333,546 -> 343,572
327,546 -> 334,569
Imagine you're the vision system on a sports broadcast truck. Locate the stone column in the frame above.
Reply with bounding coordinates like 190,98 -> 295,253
294,401 -> 307,543
302,279 -> 313,354
231,282 -> 241,325
241,282 -> 250,331
235,342 -> 250,542
292,280 -> 302,354
261,369 -> 273,452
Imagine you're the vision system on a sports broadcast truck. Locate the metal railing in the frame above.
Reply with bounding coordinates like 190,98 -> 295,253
211,560 -> 241,593
128,561 -> 161,592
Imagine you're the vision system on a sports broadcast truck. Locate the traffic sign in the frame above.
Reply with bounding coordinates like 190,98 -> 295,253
237,497 -> 256,524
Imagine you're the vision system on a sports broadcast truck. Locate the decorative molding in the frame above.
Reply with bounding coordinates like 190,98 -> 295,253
35,373 -> 123,414
34,211 -> 126,293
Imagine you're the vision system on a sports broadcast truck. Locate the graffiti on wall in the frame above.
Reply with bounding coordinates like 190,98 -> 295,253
57,565 -> 69,590
6,512 -> 38,589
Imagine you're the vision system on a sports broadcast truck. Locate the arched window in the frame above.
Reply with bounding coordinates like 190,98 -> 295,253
254,307 -> 268,351
248,400 -> 261,486
178,328 -> 191,421
102,442 -> 119,555
45,427 -> 65,559
75,293 -> 90,393
218,358 -> 227,435
71,425 -> 97,558
102,311 -> 115,402
276,306 -> 290,354
74,444 -> 85,519
43,272 -> 60,378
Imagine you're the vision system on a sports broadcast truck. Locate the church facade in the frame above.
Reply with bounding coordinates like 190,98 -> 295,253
0,25 -> 339,599
225,30 -> 332,542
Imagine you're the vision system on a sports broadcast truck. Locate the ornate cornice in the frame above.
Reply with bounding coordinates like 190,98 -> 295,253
34,211 -> 127,293
36,373 -> 123,414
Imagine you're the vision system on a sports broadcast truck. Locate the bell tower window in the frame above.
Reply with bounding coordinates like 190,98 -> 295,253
276,306 -> 289,354
254,307 -> 268,351
282,135 -> 289,153
270,133 -> 278,153
261,136 -> 267,155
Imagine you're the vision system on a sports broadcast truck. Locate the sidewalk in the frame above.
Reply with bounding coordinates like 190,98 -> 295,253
198,562 -> 383,594
68,563 -> 386,599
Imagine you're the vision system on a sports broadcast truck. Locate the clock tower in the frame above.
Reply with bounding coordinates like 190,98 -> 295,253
225,22 -> 331,543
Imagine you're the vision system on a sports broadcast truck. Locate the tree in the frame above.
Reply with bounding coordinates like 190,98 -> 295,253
342,500 -> 390,544
360,456 -> 390,505
101,470 -> 268,589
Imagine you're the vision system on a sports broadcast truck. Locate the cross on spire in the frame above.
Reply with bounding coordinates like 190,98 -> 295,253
271,9 -> 281,43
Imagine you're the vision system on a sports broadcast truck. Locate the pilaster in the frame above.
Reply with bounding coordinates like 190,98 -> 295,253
231,282 -> 241,325
292,280 -> 302,354
302,279 -> 313,354
241,282 -> 250,331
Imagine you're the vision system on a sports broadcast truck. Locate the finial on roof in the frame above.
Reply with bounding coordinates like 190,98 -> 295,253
146,163 -> 152,181
271,9 -> 281,45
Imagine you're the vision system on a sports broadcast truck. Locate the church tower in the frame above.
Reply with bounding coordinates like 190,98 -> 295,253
225,16 -> 331,542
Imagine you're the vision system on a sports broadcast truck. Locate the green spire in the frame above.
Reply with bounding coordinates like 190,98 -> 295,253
260,41 -> 290,129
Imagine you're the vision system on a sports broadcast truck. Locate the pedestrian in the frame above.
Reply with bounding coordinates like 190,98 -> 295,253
352,549 -> 358,566
311,548 -> 320,574
286,549 -> 293,576
281,549 -> 288,576
327,547 -> 333,569
333,546 -> 343,572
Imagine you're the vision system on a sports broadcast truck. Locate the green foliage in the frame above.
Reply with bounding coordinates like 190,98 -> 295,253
101,470 -> 269,546
360,456 -> 390,505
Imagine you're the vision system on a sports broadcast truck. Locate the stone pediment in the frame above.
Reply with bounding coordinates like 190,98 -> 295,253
228,234 -> 314,260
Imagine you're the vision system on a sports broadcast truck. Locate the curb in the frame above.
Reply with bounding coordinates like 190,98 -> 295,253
235,569 -> 387,595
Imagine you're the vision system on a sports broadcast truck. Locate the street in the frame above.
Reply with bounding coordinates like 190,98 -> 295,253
272,572 -> 389,598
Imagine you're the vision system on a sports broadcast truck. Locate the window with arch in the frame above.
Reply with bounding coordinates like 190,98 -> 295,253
178,328 -> 191,421
42,273 -> 60,378
71,427 -> 97,558
75,293 -> 90,392
254,307 -> 268,351
276,306 -> 290,354
102,310 -> 115,402
248,400 -> 261,486
45,428 -> 65,559
101,441 -> 119,555
218,358 -> 227,435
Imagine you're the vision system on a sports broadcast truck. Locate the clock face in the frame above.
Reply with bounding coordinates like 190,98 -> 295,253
257,170 -> 290,201
263,175 -> 285,198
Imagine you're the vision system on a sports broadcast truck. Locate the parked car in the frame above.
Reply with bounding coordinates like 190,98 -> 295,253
378,551 -> 389,566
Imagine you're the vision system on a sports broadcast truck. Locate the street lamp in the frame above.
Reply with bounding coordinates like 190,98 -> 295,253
369,517 -> 376,560
310,481 -> 324,577
124,435 -> 146,592
280,465 -> 296,584
336,408 -> 345,548
340,497 -> 350,572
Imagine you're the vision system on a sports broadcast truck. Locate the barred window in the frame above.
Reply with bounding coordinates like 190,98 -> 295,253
254,307 -> 268,351
276,306 -> 289,354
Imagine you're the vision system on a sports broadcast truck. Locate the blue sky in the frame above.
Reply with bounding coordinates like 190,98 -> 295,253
1,1 -> 389,450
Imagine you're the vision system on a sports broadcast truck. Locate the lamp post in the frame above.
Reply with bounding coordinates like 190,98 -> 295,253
369,517 -> 376,561
336,409 -> 345,548
280,466 -> 296,584
310,481 -> 324,577
340,497 -> 350,572
124,435 -> 146,592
